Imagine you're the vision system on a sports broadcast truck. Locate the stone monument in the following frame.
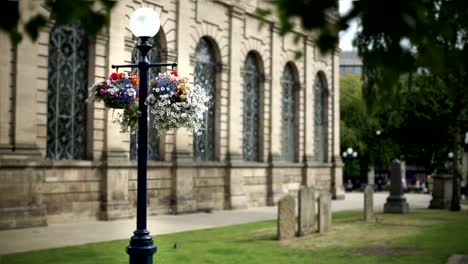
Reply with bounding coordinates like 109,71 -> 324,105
429,169 -> 453,209
318,192 -> 332,233
277,195 -> 296,240
364,185 -> 374,221
298,187 -> 315,236
384,160 -> 410,213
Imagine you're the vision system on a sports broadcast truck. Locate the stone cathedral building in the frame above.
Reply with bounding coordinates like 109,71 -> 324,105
0,0 -> 343,229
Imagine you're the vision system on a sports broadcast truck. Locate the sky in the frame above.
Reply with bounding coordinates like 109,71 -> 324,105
339,0 -> 358,51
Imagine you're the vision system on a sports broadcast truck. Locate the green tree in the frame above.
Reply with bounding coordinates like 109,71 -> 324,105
2,0 -> 116,45
377,74 -> 454,173
262,0 -> 468,211
340,73 -> 381,182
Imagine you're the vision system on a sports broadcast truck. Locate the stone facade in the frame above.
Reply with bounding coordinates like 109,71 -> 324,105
0,0 -> 343,229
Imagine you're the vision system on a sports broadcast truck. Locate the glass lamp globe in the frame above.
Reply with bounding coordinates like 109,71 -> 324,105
376,130 -> 381,136
448,152 -> 454,159
342,152 -> 347,158
352,152 -> 358,158
130,8 -> 160,37
347,148 -> 353,155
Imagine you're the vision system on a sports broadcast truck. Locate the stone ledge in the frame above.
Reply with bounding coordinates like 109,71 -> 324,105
270,162 -> 304,168
306,162 -> 334,168
174,161 -> 228,168
0,159 -> 103,168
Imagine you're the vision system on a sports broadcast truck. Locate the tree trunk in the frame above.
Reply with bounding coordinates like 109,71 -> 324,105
450,98 -> 461,211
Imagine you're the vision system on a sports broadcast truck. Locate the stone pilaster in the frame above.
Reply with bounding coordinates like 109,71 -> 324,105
266,26 -> 285,205
171,0 -> 197,213
224,6 -> 248,209
104,1 -> 129,160
99,2 -> 131,219
0,33 -> 12,155
4,0 -> 41,159
302,39 -> 317,188
331,51 -> 345,199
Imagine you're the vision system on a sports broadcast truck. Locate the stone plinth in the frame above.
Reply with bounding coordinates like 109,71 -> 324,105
429,172 -> 453,209
298,187 -> 315,236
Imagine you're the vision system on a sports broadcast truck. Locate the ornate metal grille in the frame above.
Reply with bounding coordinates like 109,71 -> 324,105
130,35 -> 162,161
243,53 -> 260,161
281,64 -> 297,162
46,22 -> 88,160
314,74 -> 326,162
193,38 -> 216,161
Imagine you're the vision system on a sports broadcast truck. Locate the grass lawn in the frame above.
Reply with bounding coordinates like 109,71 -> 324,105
1,209 -> 468,264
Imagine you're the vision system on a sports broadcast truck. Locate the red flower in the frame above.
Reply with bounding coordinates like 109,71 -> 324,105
171,70 -> 178,77
110,72 -> 119,80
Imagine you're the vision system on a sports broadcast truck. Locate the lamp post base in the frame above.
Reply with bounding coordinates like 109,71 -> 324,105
127,230 -> 157,264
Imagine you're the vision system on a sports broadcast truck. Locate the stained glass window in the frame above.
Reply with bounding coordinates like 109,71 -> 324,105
130,34 -> 162,161
47,22 -> 88,160
193,38 -> 216,161
314,74 -> 327,162
243,53 -> 260,161
281,64 -> 297,162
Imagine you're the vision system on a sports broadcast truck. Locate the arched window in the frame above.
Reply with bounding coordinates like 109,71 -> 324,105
314,73 -> 328,162
243,52 -> 261,161
47,22 -> 88,160
130,33 -> 164,161
193,38 -> 217,161
281,63 -> 298,162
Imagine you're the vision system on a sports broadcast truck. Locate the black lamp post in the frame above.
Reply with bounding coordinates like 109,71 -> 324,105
342,147 -> 358,184
376,130 -> 382,177
111,8 -> 176,264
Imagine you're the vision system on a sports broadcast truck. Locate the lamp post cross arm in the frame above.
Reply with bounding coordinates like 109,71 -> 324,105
111,62 -> 177,71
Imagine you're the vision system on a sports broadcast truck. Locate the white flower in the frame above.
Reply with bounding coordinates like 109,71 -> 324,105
128,88 -> 136,97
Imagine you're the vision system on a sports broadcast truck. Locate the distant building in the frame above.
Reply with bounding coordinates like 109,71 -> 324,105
340,51 -> 363,76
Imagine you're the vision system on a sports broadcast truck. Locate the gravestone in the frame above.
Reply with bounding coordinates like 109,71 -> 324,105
277,195 -> 296,240
318,192 -> 332,233
298,187 -> 315,236
384,160 -> 410,213
364,185 -> 374,221
429,170 -> 453,209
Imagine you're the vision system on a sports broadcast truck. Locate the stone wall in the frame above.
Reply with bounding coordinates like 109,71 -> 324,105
0,0 -> 343,229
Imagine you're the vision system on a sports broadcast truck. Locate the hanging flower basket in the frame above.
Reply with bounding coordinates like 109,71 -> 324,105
114,102 -> 140,133
146,70 -> 210,134
89,72 -> 139,109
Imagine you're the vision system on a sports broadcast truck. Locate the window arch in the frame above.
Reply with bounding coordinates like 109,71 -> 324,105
193,38 -> 218,161
314,72 -> 328,162
130,31 -> 166,161
243,52 -> 262,161
46,22 -> 88,160
281,63 -> 299,162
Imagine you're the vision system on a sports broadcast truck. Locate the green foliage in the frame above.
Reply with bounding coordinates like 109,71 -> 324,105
2,210 -> 468,264
2,0 -> 116,46
340,73 -> 379,178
